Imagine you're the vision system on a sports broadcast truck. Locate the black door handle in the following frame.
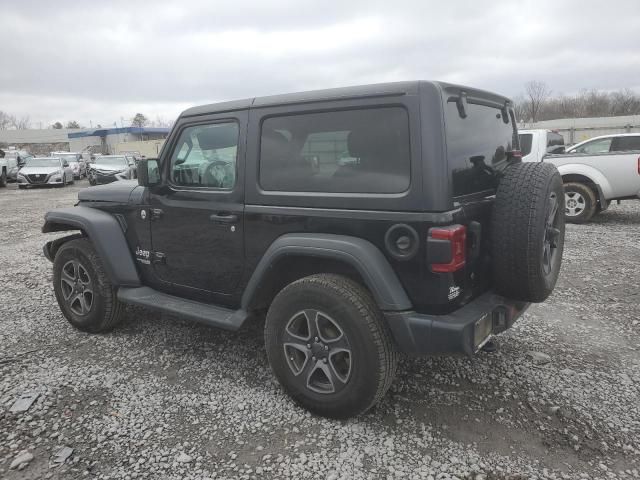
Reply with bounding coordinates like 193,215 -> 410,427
210,213 -> 238,224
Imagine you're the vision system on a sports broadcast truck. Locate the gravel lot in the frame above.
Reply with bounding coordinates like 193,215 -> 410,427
1,180 -> 639,480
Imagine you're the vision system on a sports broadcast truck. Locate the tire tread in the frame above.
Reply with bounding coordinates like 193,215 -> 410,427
491,162 -> 565,302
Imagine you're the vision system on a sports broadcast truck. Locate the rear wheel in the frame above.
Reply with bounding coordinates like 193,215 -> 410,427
53,238 -> 125,333
564,182 -> 596,223
265,274 -> 397,419
491,162 -> 566,302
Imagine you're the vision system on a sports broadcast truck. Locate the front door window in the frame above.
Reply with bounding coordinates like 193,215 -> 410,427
169,122 -> 239,189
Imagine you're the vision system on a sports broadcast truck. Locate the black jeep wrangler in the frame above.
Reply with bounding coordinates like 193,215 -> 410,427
43,81 -> 565,418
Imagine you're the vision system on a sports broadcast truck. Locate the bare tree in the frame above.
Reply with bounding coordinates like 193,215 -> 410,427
524,81 -> 551,123
610,88 -> 640,116
150,115 -> 174,128
0,111 -> 12,130
131,113 -> 148,128
512,95 -> 529,123
9,115 -> 30,129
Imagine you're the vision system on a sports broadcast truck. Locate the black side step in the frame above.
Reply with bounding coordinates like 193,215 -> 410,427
118,287 -> 247,331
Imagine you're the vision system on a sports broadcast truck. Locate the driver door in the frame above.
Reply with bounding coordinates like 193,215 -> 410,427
148,112 -> 247,304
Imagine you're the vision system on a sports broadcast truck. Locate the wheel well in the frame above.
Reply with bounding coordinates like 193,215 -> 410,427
562,174 -> 598,193
46,232 -> 86,260
247,256 -> 370,312
562,174 -> 603,205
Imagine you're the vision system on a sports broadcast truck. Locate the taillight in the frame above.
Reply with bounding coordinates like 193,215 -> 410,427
637,156 -> 640,175
429,225 -> 467,273
507,150 -> 523,161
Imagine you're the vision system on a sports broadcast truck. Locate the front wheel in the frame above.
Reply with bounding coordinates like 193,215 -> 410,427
52,238 -> 125,333
265,274 -> 398,419
0,170 -> 6,187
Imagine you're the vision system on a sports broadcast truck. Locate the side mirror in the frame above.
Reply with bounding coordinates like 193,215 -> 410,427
137,159 -> 160,187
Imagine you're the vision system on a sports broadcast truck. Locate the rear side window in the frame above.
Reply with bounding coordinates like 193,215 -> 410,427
573,137 -> 612,154
547,132 -> 564,147
259,107 -> 411,193
445,101 -> 515,197
612,136 -> 640,151
519,133 -> 533,156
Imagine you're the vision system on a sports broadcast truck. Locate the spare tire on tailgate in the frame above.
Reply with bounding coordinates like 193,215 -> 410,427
491,162 -> 565,303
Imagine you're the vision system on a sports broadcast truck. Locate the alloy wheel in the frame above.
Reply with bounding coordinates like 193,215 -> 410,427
565,191 -> 585,217
60,259 -> 94,316
282,309 -> 352,394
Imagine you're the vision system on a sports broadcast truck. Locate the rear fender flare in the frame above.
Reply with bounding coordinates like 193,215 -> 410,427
241,233 -> 412,311
42,207 -> 141,287
556,164 -> 612,199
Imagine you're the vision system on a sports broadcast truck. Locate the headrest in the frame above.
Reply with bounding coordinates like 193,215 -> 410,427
347,126 -> 399,158
196,124 -> 239,150
261,129 -> 289,148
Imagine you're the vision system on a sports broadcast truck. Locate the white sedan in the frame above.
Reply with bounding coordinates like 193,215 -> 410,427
17,157 -> 75,188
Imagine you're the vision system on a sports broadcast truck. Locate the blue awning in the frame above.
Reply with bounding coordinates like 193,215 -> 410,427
68,127 -> 170,139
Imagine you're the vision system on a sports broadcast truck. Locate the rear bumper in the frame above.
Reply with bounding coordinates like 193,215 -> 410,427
385,292 -> 530,356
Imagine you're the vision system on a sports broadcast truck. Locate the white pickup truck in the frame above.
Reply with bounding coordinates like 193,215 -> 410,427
521,131 -> 640,223
519,129 -> 566,162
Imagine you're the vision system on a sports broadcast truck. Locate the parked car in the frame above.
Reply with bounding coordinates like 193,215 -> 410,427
0,149 -> 33,186
51,152 -> 87,179
120,150 -> 142,162
519,129 -> 566,162
42,81 -> 565,418
543,133 -> 640,223
124,155 -> 138,178
87,155 -> 136,185
17,156 -> 74,188
565,133 -> 640,154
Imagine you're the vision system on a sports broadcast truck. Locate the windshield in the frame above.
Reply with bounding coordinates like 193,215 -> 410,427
57,154 -> 79,162
25,158 -> 60,167
4,151 -> 27,159
518,134 -> 533,156
96,156 -> 128,167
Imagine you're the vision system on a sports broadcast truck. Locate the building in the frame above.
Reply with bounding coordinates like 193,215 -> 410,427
67,127 -> 169,153
0,127 -> 170,156
519,114 -> 640,144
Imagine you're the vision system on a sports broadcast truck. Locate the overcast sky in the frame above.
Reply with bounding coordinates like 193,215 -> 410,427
2,0 -> 639,128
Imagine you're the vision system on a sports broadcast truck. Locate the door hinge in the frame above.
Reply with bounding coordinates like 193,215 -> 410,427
150,208 -> 164,221
152,252 -> 166,264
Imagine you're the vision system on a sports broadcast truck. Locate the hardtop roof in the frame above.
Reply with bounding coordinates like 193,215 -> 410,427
180,80 -> 512,119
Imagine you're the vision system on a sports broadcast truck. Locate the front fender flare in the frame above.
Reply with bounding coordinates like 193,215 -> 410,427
241,233 -> 412,311
42,207 -> 141,287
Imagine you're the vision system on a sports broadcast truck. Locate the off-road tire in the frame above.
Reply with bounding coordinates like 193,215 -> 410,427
265,274 -> 398,419
0,170 -> 6,187
53,238 -> 125,333
491,162 -> 565,303
564,182 -> 597,224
